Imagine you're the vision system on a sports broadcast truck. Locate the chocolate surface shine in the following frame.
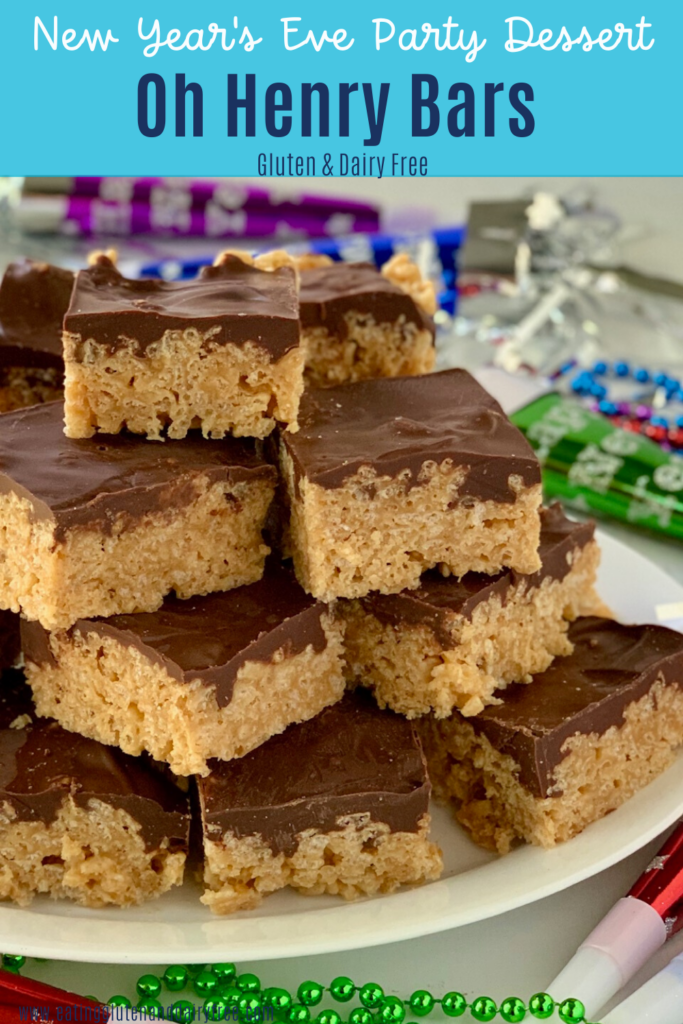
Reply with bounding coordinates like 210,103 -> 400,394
362,505 -> 594,643
0,671 -> 190,849
199,690 -> 431,856
0,401 -> 275,539
29,564 -> 328,708
65,255 -> 299,358
474,617 -> 683,798
299,262 -> 433,337
281,369 -> 540,503
0,259 -> 74,369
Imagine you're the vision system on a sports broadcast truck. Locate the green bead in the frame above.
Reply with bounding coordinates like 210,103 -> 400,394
441,993 -> 467,1018
238,994 -> 263,1019
220,985 -> 242,1005
500,996 -> 527,1023
138,998 -> 164,1018
195,971 -> 220,998
329,977 -> 355,1003
287,1006 -> 311,1024
264,988 -> 293,1012
2,955 -> 25,970
349,1009 -> 373,1024
205,997 -> 229,1022
558,999 -> 585,1024
529,994 -> 555,1020
315,1013 -> 342,1024
408,991 -> 434,1017
470,997 -> 497,1023
212,965 -> 237,983
171,1000 -> 196,1023
1,964 -> 19,975
137,975 -> 162,1000
238,974 -> 261,995
359,983 -> 384,1009
298,982 -> 324,1007
379,996 -> 406,1024
109,997 -> 132,1009
164,966 -> 190,992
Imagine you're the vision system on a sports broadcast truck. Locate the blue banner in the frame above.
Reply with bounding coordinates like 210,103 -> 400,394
0,0 -> 677,174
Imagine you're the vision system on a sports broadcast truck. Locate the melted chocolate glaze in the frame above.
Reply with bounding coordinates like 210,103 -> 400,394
198,689 -> 431,856
0,670 -> 191,850
0,259 -> 73,370
471,616 -> 683,798
299,262 -> 434,338
280,368 -> 540,503
360,505 -> 594,645
65,255 -> 299,358
22,564 -> 328,709
0,401 -> 276,541
0,610 -> 20,672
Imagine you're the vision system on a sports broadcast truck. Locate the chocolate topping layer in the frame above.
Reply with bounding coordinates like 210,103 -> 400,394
472,616 -> 683,798
198,689 -> 431,856
299,262 -> 434,338
281,369 -> 541,503
360,505 -> 594,644
0,259 -> 73,370
65,255 -> 299,358
22,564 -> 328,710
0,670 -> 190,850
0,610 -> 20,673
0,401 -> 275,540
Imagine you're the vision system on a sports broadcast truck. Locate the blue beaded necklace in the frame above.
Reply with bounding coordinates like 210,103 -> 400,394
557,359 -> 683,450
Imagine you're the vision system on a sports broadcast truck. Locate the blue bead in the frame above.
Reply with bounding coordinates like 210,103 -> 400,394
633,368 -> 650,383
614,361 -> 630,377
667,378 -> 681,394
590,383 -> 607,398
571,379 -> 588,394
592,360 -> 608,376
598,400 -> 617,415
676,416 -> 683,429
651,415 -> 669,427
654,372 -> 669,386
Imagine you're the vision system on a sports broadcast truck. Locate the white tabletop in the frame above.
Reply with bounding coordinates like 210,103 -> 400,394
8,176 -> 683,1016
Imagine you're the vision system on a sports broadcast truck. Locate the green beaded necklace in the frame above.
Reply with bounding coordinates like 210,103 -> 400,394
0,955 -> 598,1024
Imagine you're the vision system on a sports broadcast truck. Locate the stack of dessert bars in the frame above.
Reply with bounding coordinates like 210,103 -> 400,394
1,248 -> 683,916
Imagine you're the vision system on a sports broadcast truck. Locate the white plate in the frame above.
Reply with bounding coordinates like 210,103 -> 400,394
2,529 -> 683,964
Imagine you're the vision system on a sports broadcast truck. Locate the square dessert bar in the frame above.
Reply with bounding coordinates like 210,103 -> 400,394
63,252 -> 304,440
0,259 -> 73,411
279,368 -> 543,600
197,690 -> 442,913
22,563 -> 346,776
343,505 -> 602,717
421,617 -> 683,853
0,401 -> 276,630
298,254 -> 436,386
0,670 -> 191,908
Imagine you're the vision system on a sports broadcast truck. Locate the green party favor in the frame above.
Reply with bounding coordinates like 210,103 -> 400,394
511,392 -> 683,539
